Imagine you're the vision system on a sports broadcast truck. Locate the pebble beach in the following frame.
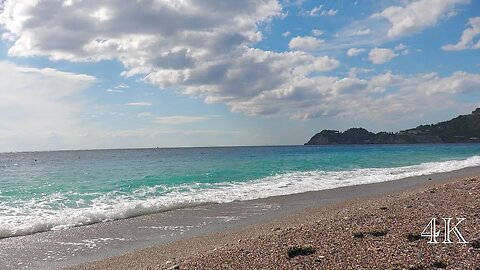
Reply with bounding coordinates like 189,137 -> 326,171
70,173 -> 480,270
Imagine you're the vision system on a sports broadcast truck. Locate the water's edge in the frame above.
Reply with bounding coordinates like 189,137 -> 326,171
3,155 -> 480,239
1,165 -> 479,270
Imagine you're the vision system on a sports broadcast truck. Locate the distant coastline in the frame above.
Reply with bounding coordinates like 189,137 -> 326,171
305,108 -> 480,145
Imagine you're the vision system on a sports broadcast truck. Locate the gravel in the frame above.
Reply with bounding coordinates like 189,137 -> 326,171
70,176 -> 480,270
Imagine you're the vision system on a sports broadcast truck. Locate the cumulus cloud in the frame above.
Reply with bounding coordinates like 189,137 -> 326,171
288,36 -> 325,51
224,70 -> 480,121
347,48 -> 365,57
442,17 -> 480,51
368,48 -> 397,64
0,0 -> 281,61
1,0 -> 478,125
355,71 -> 480,120
291,0 -> 472,53
373,0 -> 470,38
0,0 -> 344,120
420,71 -> 480,95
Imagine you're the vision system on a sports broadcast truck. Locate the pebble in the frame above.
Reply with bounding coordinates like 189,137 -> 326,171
166,265 -> 179,270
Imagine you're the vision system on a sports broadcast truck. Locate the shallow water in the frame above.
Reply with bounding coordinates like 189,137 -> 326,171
1,144 -> 480,238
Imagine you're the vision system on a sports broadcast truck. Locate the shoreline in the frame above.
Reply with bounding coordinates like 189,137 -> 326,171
0,166 -> 480,269
68,166 -> 480,270
2,146 -> 479,242
1,166 -> 479,269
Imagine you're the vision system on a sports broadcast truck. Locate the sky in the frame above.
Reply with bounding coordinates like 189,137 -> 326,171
0,0 -> 479,152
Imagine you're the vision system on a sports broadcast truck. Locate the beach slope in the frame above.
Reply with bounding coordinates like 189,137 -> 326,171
70,173 -> 480,269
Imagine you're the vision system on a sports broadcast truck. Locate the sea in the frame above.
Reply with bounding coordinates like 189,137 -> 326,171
1,144 -> 480,239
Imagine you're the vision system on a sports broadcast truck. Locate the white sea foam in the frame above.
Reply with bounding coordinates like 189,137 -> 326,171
1,155 -> 480,239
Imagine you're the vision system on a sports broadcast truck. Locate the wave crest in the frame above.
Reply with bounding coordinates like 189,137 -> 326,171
1,155 -> 479,239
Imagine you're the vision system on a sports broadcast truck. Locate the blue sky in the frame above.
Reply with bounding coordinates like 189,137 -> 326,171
0,0 -> 479,152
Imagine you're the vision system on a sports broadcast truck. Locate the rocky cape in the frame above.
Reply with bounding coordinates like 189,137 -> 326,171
305,108 -> 480,145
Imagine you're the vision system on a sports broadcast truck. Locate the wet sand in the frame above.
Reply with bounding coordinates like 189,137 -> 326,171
1,167 -> 480,269
69,167 -> 480,270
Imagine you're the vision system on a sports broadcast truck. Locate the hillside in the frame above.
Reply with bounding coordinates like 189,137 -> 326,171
305,108 -> 480,145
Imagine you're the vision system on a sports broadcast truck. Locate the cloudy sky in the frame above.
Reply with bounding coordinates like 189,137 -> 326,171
0,0 -> 479,151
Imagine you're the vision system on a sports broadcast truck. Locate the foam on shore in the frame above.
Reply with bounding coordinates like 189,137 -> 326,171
1,155 -> 480,239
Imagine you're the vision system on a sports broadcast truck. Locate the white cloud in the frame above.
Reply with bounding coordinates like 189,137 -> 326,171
420,71 -> 480,95
291,55 -> 340,74
312,29 -> 323,37
0,0 -> 344,120
394,43 -> 407,51
126,102 -> 152,106
153,116 -> 212,125
90,7 -> 112,22
283,0 -> 307,7
106,83 -> 129,93
293,0 -> 471,53
349,28 -> 371,36
306,5 -> 337,17
332,77 -> 368,95
347,48 -> 365,57
5,0 -> 476,124
394,43 -> 409,55
349,71 -> 480,121
282,31 -> 291,38
0,61 -> 95,141
348,67 -> 372,78
0,0 -> 282,61
372,0 -> 470,38
288,36 -> 325,51
447,9 -> 460,18
223,70 -> 480,121
115,83 -> 130,89
307,5 -> 322,16
106,88 -> 123,93
368,48 -> 398,64
322,9 -> 338,16
442,17 -> 480,51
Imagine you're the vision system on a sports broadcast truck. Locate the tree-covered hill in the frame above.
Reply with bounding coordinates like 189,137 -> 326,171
305,108 -> 480,145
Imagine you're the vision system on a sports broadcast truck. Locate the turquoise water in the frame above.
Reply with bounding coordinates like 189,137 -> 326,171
1,144 -> 480,238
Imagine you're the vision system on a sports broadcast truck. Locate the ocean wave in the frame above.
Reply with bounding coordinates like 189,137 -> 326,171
1,155 -> 480,239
